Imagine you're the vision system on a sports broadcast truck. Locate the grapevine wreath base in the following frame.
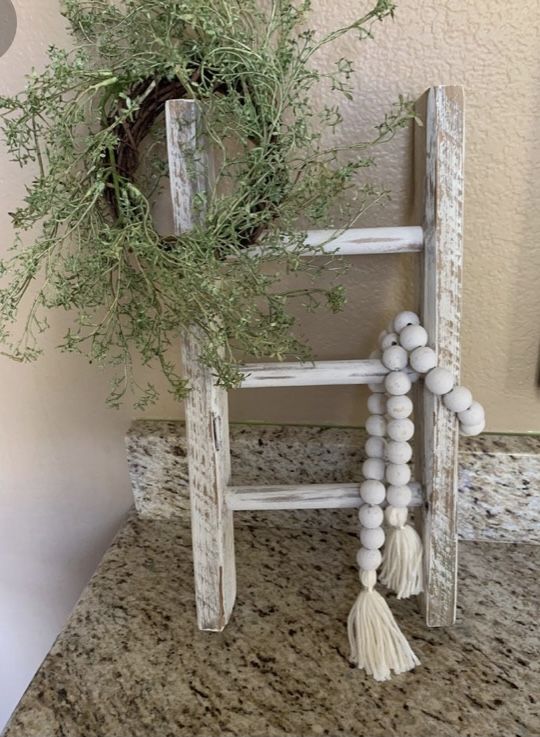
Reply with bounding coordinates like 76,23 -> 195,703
0,0 -> 414,407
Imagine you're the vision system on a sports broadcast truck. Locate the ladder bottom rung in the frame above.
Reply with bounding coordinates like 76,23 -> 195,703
226,482 -> 423,511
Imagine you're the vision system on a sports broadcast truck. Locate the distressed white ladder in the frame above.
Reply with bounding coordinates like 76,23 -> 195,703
165,86 -> 464,632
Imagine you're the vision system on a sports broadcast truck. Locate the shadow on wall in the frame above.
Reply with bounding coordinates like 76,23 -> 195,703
0,0 -> 17,58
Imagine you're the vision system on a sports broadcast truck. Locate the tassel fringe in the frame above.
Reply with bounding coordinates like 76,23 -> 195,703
380,509 -> 424,599
347,571 -> 420,681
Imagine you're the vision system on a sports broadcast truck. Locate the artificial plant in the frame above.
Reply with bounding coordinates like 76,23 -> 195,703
0,0 -> 413,407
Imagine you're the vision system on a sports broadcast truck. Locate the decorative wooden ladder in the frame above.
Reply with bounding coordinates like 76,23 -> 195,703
165,85 -> 464,633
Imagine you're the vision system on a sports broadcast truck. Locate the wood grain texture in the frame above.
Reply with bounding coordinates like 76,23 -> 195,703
239,359 -> 393,388
304,226 -> 423,254
166,99 -> 236,631
416,87 -> 464,627
227,481 -> 423,511
241,226 -> 424,258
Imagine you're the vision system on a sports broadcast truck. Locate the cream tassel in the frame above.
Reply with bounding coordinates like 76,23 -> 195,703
380,507 -> 423,599
348,570 -> 420,681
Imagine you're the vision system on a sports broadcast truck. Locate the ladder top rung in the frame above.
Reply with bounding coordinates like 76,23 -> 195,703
303,226 -> 423,256
238,359 -> 417,389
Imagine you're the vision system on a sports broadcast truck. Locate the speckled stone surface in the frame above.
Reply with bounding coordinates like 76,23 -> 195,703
126,421 -> 540,542
4,516 -> 539,737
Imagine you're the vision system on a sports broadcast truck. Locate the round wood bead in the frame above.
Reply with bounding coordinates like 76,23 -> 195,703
356,547 -> 382,571
393,311 -> 420,333
365,436 -> 385,458
365,415 -> 386,437
385,440 -> 412,464
443,385 -> 473,413
382,345 -> 408,371
368,382 -> 386,393
362,458 -> 385,481
459,419 -> 486,436
381,331 -> 400,350
386,484 -> 412,508
360,479 -> 386,505
409,346 -> 437,374
360,526 -> 385,550
425,367 -> 455,395
399,324 -> 428,352
358,504 -> 384,528
378,330 -> 388,345
386,463 -> 411,486
458,400 -> 485,425
387,417 -> 415,442
386,394 -> 413,419
367,393 -> 386,415
384,371 -> 412,396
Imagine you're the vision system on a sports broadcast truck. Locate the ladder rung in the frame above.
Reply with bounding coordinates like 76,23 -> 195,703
239,359 -> 389,388
303,226 -> 423,256
242,226 -> 424,259
226,482 -> 424,511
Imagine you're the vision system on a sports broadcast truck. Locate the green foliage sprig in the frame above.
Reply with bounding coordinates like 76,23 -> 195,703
0,0 -> 414,407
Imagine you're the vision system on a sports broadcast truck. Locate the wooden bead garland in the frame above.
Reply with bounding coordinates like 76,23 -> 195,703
443,385 -> 472,412
386,395 -> 413,419
348,309 -> 486,682
409,346 -> 437,373
399,324 -> 428,351
425,367 -> 455,395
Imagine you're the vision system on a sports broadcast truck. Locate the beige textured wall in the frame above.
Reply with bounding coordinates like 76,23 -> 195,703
0,2 -> 134,727
229,0 -> 540,432
0,0 -> 539,727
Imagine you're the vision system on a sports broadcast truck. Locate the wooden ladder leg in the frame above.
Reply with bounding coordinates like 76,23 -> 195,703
182,330 -> 236,631
166,99 -> 236,630
415,86 -> 465,626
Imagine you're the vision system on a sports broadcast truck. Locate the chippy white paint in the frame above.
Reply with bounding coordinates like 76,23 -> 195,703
415,87 -> 464,627
167,100 -> 236,631
169,87 -> 467,635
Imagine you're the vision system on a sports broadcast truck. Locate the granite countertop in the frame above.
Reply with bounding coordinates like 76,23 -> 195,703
4,513 -> 539,737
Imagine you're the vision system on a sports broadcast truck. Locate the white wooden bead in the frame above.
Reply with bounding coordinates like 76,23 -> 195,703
362,458 -> 385,481
459,419 -> 486,436
356,547 -> 382,571
409,346 -> 437,374
378,330 -> 388,345
365,436 -> 385,458
393,311 -> 420,333
381,332 -> 400,350
368,382 -> 386,393
358,504 -> 384,528
443,385 -> 473,413
367,393 -> 386,415
369,349 -> 382,359
387,418 -> 415,442
360,526 -> 385,550
382,345 -> 408,371
386,484 -> 412,508
385,440 -> 412,464
384,371 -> 412,396
399,324 -> 428,352
425,367 -> 455,395
365,415 -> 386,437
386,394 -> 413,419
458,400 -> 485,425
360,480 -> 386,505
386,463 -> 411,486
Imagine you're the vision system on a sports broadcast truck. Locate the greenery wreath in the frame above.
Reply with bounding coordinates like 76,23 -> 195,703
0,0 -> 414,407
